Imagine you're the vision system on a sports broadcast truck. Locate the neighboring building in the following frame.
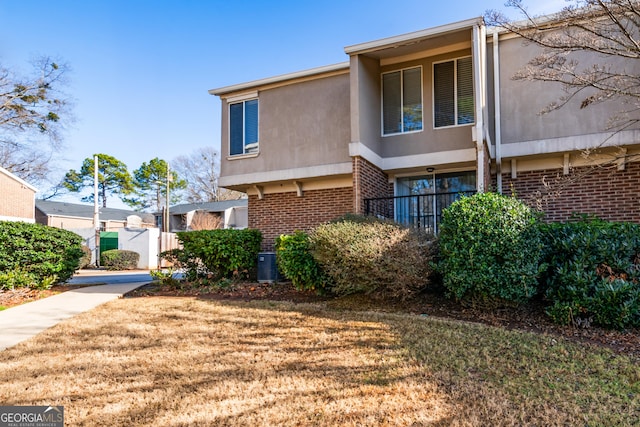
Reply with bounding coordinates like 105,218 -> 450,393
157,199 -> 248,232
210,15 -> 640,250
35,200 -> 159,269
35,200 -> 155,231
0,167 -> 38,223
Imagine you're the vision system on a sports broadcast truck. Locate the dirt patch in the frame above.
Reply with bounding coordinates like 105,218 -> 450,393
127,281 -> 640,360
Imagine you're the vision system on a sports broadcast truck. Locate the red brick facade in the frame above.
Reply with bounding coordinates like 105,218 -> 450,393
249,187 -> 354,250
352,156 -> 392,214
501,161 -> 640,223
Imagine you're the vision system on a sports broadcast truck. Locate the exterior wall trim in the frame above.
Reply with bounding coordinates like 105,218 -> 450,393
0,215 -> 35,223
349,141 -> 476,171
497,129 -> 640,159
218,162 -> 353,188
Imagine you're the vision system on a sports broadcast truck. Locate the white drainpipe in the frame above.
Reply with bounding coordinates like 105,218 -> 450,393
493,30 -> 503,194
472,23 -> 486,192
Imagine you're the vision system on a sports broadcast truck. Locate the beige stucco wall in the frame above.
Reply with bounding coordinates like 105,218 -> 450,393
497,34 -> 639,146
0,171 -> 36,222
351,48 -> 476,163
219,73 -> 351,180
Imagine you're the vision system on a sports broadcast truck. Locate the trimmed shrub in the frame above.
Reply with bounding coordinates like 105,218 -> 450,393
176,228 -> 262,281
437,192 -> 543,306
0,221 -> 83,288
541,218 -> 640,329
275,231 -> 328,293
310,215 -> 435,299
100,250 -> 140,270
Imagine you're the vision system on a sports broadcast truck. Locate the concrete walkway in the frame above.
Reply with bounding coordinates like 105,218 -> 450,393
0,280 -> 147,351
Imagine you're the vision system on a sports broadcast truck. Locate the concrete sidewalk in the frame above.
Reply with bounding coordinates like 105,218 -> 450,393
0,282 -> 145,351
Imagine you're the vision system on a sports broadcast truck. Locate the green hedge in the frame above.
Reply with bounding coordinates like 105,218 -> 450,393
540,218 -> 640,329
437,193 -> 543,306
100,249 -> 140,271
0,221 -> 83,289
175,228 -> 262,281
310,214 -> 435,299
275,231 -> 328,293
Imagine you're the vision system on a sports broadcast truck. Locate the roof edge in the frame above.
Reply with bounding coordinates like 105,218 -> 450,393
344,17 -> 484,55
0,166 -> 38,192
209,62 -> 350,96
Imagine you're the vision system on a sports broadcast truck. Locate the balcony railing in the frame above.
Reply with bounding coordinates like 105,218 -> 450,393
364,191 -> 476,234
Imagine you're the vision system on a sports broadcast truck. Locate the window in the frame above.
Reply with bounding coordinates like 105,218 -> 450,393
382,67 -> 423,135
229,99 -> 258,155
395,171 -> 476,233
433,57 -> 474,128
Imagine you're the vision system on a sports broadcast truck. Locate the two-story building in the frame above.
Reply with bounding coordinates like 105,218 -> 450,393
210,14 -> 640,250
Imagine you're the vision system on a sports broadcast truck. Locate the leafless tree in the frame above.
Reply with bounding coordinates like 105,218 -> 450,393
486,0 -> 640,208
189,211 -> 223,230
172,147 -> 245,203
486,0 -> 640,131
0,57 -> 72,184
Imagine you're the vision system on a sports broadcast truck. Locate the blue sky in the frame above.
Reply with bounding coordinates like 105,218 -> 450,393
0,0 -> 566,203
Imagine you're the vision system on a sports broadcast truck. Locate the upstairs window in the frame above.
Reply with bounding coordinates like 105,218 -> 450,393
382,66 -> 423,135
433,57 -> 474,128
229,98 -> 258,156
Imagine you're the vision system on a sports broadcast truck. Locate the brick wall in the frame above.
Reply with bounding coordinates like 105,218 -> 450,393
0,172 -> 35,221
352,156 -> 392,214
249,187 -> 354,250
501,161 -> 640,223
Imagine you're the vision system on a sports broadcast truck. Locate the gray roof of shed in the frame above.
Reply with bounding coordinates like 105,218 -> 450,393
35,200 -> 154,223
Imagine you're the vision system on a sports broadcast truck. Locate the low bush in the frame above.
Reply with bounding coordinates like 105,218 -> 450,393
541,218 -> 640,329
310,215 -> 435,299
176,228 -> 262,281
275,231 -> 328,293
100,250 -> 140,270
0,221 -> 83,288
437,192 -> 543,306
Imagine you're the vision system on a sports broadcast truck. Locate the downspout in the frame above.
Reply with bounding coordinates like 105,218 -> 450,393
493,30 -> 503,194
472,23 -> 486,192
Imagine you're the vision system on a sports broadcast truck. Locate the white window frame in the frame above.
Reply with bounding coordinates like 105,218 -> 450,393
381,65 -> 423,137
432,56 -> 475,129
228,93 -> 259,157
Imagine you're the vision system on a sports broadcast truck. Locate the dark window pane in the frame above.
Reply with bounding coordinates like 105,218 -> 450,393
383,71 -> 401,134
434,61 -> 455,127
229,102 -> 244,155
457,57 -> 474,125
403,67 -> 422,132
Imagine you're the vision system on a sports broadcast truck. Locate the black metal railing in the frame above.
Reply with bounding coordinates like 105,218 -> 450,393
364,191 -> 475,233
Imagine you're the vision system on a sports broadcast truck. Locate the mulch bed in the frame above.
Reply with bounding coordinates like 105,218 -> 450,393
0,284 -> 92,309
127,281 -> 640,360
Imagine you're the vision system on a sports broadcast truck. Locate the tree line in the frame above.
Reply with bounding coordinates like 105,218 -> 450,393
61,149 -> 243,210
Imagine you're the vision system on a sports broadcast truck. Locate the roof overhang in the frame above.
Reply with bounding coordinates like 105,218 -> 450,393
209,62 -> 350,97
344,17 -> 484,56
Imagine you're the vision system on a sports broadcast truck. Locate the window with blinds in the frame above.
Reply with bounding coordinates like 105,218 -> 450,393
229,99 -> 259,156
382,66 -> 423,135
433,57 -> 474,128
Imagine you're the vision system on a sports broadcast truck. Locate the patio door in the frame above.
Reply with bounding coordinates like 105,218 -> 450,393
396,171 -> 475,233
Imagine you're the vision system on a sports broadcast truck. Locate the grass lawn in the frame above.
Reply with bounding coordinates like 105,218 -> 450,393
0,296 -> 638,426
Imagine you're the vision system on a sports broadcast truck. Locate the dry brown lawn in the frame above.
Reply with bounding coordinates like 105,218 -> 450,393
0,296 -> 638,426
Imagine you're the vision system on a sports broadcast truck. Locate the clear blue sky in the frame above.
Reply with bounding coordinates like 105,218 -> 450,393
0,0 -> 565,203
